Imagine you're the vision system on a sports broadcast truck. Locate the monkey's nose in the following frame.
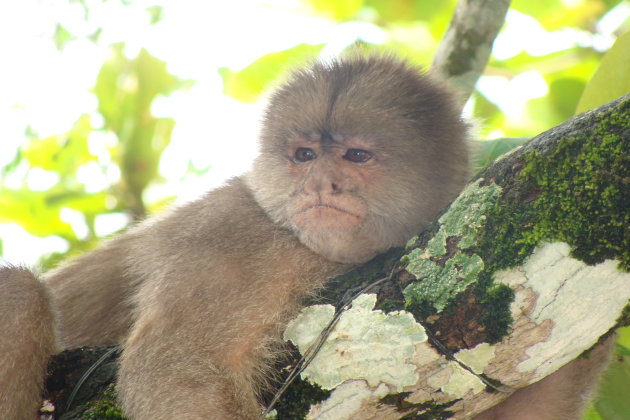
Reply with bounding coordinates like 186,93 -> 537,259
304,178 -> 342,194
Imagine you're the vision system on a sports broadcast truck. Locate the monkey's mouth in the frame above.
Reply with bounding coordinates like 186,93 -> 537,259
291,202 -> 364,229
310,204 -> 359,216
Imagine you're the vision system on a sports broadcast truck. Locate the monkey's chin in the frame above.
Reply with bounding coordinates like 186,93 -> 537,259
293,226 -> 385,264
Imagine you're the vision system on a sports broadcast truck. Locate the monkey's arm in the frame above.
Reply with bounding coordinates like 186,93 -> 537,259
117,271 -> 265,419
115,179 -> 342,419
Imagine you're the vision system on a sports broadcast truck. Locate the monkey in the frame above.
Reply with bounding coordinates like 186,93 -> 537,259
0,55 -> 470,419
0,54 -> 609,419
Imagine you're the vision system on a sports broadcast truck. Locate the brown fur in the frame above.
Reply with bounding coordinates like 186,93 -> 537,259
0,55 -> 525,419
0,266 -> 55,420
473,336 -> 615,420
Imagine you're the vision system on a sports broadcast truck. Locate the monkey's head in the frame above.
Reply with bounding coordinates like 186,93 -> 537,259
246,55 -> 470,264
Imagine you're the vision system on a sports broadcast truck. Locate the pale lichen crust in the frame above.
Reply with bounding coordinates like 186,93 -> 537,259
402,179 -> 502,312
495,242 -> 630,379
284,294 -> 427,392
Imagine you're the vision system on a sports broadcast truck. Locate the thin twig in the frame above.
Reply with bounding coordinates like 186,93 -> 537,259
263,266 -> 399,415
65,345 -> 121,412
423,327 -> 513,394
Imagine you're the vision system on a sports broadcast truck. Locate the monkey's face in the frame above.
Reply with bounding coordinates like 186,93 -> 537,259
246,56 -> 470,264
247,125 -> 449,265
247,135 -> 386,263
283,132 -> 383,262
286,133 -> 373,228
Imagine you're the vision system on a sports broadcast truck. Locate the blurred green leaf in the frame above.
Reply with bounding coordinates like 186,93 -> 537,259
617,326 -> 630,353
379,23 -> 437,63
304,0 -> 364,20
95,45 -> 180,134
0,189 -> 76,240
512,0 -> 610,31
366,0 -> 456,26
584,405 -> 604,420
473,137 -> 529,172
471,91 -> 505,131
511,0 -> 565,22
592,354 -> 630,420
94,45 -> 181,217
146,6 -> 164,24
22,115 -> 96,178
53,24 -> 76,50
526,94 -> 572,135
549,77 -> 586,117
52,191 -> 111,215
576,29 -> 630,113
220,44 -> 325,103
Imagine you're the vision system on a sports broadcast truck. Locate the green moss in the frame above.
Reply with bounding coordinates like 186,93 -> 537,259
480,97 -> 630,273
400,179 -> 516,342
403,98 -> 628,344
404,252 -> 483,311
616,303 -> 630,328
475,281 -> 514,343
403,180 -> 501,314
81,386 -> 125,420
470,98 -> 629,342
427,179 -> 503,253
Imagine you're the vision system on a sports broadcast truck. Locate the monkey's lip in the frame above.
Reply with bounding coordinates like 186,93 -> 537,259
297,204 -> 361,219
291,202 -> 364,229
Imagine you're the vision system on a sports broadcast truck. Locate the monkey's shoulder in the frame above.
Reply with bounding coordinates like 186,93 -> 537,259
128,177 -> 302,259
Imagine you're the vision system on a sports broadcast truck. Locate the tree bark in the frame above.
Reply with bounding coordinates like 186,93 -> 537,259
43,94 -> 630,419
432,0 -> 511,101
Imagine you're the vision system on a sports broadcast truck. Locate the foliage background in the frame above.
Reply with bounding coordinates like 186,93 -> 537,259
0,0 -> 628,418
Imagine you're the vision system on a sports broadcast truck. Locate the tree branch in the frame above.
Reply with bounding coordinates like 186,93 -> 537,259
44,94 -> 630,419
432,0 -> 511,100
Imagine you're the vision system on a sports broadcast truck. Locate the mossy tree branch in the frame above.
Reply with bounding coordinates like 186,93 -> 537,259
44,94 -> 629,419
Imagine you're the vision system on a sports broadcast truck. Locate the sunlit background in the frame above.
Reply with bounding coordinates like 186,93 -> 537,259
0,0 -> 628,266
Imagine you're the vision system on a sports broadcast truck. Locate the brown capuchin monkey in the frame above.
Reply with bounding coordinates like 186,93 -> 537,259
0,55 -> 608,420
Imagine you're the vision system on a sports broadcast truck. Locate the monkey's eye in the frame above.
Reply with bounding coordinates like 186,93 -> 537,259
294,147 -> 317,162
343,149 -> 372,163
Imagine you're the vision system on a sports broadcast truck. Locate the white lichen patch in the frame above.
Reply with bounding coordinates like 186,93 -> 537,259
426,343 -> 494,397
284,304 -> 336,350
284,294 -> 427,391
456,343 -> 495,374
306,381 -> 389,420
413,340 -> 444,365
495,242 -> 630,378
404,252 -> 484,311
402,179 -> 501,312
441,363 -> 486,396
427,178 -> 503,253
